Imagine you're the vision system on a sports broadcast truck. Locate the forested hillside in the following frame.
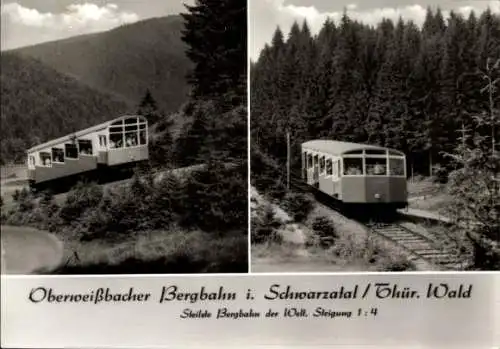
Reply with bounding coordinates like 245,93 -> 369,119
0,53 -> 131,164
13,15 -> 192,116
251,7 -> 500,176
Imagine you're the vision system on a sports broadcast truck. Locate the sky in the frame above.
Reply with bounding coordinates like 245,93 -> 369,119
1,0 -> 499,54
250,0 -> 500,61
0,0 -> 194,50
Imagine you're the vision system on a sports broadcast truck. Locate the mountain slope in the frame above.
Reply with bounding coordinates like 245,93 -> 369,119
0,52 -> 131,164
12,15 -> 192,114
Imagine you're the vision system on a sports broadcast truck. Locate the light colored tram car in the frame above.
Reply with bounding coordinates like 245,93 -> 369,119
301,140 -> 408,209
27,115 -> 149,190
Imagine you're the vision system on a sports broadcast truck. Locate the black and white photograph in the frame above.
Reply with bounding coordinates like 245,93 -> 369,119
250,0 -> 500,272
1,0 -> 248,274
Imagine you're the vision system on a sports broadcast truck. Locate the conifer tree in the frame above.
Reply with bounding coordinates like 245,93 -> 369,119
137,89 -> 160,125
445,58 -> 500,269
181,0 -> 246,102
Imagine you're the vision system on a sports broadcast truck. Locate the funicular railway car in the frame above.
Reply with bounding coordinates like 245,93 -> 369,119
301,140 -> 407,212
26,115 -> 149,192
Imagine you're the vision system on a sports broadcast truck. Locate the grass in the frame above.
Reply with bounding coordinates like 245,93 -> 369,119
407,177 -> 451,214
52,228 -> 247,274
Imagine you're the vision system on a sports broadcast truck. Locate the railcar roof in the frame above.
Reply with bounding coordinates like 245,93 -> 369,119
26,115 -> 145,153
302,140 -> 401,155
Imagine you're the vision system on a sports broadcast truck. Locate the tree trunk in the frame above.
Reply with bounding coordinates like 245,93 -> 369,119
429,150 -> 433,177
411,160 -> 414,183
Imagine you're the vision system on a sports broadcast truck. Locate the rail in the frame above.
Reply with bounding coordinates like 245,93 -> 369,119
365,222 -> 466,270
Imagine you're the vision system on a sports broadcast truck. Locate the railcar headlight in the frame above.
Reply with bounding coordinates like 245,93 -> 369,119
374,193 -> 381,199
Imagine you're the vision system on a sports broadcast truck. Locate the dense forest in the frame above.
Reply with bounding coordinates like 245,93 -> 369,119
251,7 -> 500,177
0,53 -> 131,164
175,0 -> 247,167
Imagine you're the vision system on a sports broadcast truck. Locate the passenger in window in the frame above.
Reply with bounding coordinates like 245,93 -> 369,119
347,166 -> 362,175
374,164 -> 385,175
44,158 -> 51,166
126,135 -> 138,147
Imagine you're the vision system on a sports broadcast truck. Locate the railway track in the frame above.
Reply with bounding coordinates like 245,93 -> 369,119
287,170 -> 464,270
365,222 -> 463,269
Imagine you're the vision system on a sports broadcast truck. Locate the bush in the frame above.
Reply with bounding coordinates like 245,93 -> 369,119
59,182 -> 104,224
12,187 -> 35,212
312,216 -> 337,238
282,192 -> 315,223
267,180 -> 287,201
330,234 -> 359,259
251,204 -> 282,244
178,162 -> 247,233
309,216 -> 338,248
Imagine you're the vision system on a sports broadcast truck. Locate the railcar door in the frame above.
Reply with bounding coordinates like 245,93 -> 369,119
301,151 -> 307,180
306,153 -> 315,186
312,154 -> 319,188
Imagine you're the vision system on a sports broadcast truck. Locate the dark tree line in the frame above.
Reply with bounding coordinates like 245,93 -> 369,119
176,0 -> 247,167
181,0 -> 247,105
251,7 -> 500,177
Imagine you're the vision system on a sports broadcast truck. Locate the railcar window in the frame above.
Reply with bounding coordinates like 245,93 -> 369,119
365,149 -> 386,155
52,148 -> 65,163
40,152 -> 51,166
343,158 -> 363,175
139,130 -> 147,145
110,125 -> 124,132
313,154 -> 319,167
366,157 -> 387,175
326,159 -> 332,176
29,156 -> 35,167
99,135 -> 107,148
65,144 -> 78,159
110,133 -> 123,148
389,158 -> 405,176
108,118 -> 147,148
307,154 -> 313,168
125,125 -> 138,132
125,117 -> 138,124
125,132 -> 138,147
319,156 -> 325,173
344,150 -> 363,155
78,139 -> 93,155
